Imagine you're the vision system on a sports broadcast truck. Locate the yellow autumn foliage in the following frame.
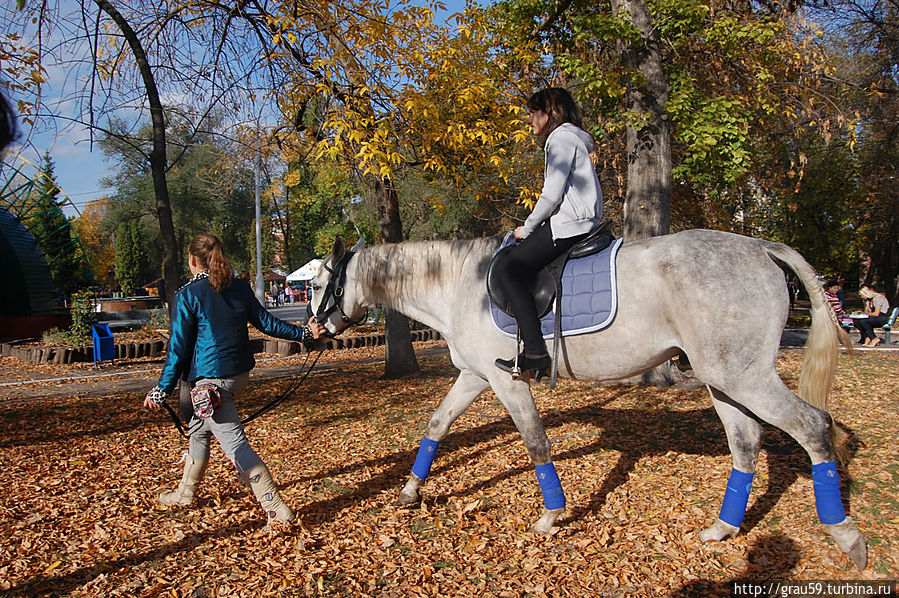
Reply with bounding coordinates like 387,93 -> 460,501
251,0 -> 541,208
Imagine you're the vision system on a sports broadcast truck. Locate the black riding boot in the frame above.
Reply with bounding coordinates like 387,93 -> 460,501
495,352 -> 551,376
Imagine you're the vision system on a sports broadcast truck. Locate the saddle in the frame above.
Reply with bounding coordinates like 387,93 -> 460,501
486,221 -> 615,386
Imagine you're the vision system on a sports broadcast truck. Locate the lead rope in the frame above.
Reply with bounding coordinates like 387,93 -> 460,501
163,348 -> 324,438
239,348 -> 323,425
162,402 -> 190,439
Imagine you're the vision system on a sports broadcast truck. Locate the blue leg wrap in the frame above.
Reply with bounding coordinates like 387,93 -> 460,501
812,461 -> 846,525
535,462 -> 566,510
411,437 -> 440,481
718,468 -> 754,528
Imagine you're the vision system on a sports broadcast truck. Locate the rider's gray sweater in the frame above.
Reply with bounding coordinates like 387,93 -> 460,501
521,123 -> 603,241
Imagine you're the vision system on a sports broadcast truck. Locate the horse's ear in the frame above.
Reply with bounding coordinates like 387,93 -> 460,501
350,237 -> 365,252
331,237 -> 346,263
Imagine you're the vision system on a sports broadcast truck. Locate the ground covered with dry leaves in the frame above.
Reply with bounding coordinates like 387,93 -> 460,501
0,344 -> 896,597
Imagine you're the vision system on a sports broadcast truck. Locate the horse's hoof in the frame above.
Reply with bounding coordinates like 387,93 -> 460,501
826,517 -> 868,570
698,519 -> 740,542
395,487 -> 422,507
531,507 -> 565,535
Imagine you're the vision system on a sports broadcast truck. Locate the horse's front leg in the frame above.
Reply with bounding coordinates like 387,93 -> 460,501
489,374 -> 565,535
397,370 -> 489,506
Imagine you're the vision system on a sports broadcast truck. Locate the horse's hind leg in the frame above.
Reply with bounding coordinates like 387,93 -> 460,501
396,370 -> 489,506
699,387 -> 763,542
716,374 -> 867,569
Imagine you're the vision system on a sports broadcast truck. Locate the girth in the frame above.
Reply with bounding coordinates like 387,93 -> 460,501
486,220 -> 615,386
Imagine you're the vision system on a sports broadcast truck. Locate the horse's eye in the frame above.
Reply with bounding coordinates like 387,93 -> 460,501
311,284 -> 321,292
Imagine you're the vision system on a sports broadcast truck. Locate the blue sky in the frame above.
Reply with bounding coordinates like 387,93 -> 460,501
17,120 -> 114,218
11,0 -> 472,219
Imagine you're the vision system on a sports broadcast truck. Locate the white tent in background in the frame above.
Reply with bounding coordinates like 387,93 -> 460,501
286,259 -> 323,283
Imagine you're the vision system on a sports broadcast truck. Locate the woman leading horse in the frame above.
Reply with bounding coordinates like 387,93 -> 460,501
144,233 -> 325,524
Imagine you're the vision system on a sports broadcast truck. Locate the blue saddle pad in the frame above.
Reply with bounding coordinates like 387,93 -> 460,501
490,238 -> 622,339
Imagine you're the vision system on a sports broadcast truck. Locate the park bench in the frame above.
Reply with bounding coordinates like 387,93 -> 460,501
881,306 -> 898,344
815,305 -> 897,345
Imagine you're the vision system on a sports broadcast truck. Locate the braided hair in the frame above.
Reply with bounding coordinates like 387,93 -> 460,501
188,233 -> 233,292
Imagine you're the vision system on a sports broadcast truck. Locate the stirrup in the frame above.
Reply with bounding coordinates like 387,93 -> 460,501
496,327 -> 551,381
495,353 -> 550,380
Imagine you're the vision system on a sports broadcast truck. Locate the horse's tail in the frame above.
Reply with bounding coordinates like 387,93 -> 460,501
763,242 -> 852,412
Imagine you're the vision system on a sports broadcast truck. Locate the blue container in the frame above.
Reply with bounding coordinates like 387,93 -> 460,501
91,323 -> 115,366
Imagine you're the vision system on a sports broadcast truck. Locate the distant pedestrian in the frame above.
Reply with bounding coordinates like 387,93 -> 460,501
787,276 -> 799,309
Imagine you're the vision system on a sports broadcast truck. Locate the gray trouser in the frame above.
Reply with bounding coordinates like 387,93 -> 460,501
187,373 -> 263,474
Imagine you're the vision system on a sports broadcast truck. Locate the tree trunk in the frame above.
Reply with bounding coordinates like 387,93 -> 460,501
375,176 -> 420,378
612,0 -> 672,241
612,0 -> 687,386
861,238 -> 899,309
95,0 -> 180,311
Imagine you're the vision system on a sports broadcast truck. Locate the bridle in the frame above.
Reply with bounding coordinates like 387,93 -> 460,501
308,250 -> 366,330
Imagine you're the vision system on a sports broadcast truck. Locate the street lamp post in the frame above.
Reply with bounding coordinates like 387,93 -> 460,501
254,137 -> 265,305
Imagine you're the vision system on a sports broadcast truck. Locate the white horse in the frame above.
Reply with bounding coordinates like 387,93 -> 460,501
309,229 -> 867,569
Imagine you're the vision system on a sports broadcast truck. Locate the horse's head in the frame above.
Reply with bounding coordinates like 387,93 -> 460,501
308,237 -> 367,336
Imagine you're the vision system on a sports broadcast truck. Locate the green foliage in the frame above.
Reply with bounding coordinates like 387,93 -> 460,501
669,86 -> 753,192
25,152 -> 90,293
100,110 -> 259,280
751,136 -> 859,278
114,221 -> 144,296
398,169 -> 523,241
41,327 -> 83,348
68,291 -> 97,338
42,291 -> 97,346
282,159 -> 373,262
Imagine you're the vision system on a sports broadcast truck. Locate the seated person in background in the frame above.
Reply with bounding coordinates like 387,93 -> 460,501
824,281 -> 853,328
853,284 -> 891,347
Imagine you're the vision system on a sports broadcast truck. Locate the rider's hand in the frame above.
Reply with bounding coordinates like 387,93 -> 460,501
513,226 -> 526,241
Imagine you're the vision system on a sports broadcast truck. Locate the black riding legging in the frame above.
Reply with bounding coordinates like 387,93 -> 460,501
493,222 -> 582,355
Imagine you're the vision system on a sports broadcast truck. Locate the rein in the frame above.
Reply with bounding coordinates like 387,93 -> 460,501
241,348 -> 323,425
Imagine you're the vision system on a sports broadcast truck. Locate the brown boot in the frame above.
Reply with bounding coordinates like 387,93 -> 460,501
243,463 -> 295,523
159,453 -> 208,507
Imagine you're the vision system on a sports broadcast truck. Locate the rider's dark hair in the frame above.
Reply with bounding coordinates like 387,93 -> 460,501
188,233 -> 233,292
527,87 -> 583,140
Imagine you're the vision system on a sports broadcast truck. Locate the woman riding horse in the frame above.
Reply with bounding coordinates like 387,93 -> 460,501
492,88 -> 603,377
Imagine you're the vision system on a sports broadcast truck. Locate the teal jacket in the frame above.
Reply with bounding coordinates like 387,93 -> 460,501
157,274 -> 306,394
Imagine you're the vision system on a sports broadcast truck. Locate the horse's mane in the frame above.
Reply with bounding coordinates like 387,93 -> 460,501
354,237 -> 500,307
